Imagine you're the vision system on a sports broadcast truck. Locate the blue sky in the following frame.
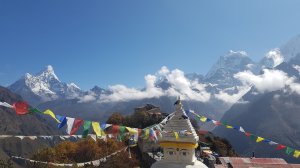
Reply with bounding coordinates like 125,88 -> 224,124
1,0 -> 300,90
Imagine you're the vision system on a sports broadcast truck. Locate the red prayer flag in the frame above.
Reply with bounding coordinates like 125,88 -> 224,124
13,102 -> 29,115
70,119 -> 84,135
216,121 -> 222,126
112,125 -> 120,134
245,132 -> 252,137
277,144 -> 286,150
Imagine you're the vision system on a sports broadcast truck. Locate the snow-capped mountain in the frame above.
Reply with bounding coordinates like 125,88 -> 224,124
281,34 -> 300,61
8,65 -> 84,105
205,50 -> 256,89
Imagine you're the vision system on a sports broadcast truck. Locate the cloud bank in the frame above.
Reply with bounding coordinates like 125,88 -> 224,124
97,66 -> 211,103
234,69 -> 300,94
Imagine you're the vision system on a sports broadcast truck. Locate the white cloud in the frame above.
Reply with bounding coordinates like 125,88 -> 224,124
234,68 -> 300,95
234,69 -> 293,93
78,93 -> 97,103
157,66 -> 170,76
215,86 -> 251,104
164,68 -> 211,102
265,48 -> 284,67
227,50 -> 248,57
96,66 -> 211,103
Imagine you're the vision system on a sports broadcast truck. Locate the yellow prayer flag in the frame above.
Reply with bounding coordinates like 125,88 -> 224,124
43,109 -> 60,123
294,150 -> 300,158
92,122 -> 102,137
226,125 -> 233,129
256,137 -> 264,143
174,132 -> 179,140
200,116 -> 207,122
143,129 -> 149,139
126,127 -> 138,134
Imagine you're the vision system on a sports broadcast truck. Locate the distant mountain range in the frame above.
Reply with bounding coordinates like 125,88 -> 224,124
4,34 -> 300,162
6,36 -> 297,127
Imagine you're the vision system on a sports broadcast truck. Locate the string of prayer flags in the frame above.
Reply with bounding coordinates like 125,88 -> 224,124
70,119 -> 84,135
82,121 -> 92,138
189,110 -> 300,159
43,109 -> 60,123
13,101 -> 29,115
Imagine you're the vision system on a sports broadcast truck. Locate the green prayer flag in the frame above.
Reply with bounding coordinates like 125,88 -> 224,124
286,147 -> 294,155
28,107 -> 42,113
221,121 -> 227,125
82,121 -> 92,138
250,134 -> 257,140
118,126 -> 127,140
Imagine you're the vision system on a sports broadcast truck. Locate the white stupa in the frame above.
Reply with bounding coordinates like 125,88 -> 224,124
151,99 -> 208,168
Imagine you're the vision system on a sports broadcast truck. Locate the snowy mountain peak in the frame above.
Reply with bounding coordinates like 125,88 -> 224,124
36,65 -> 60,82
206,50 -> 254,79
280,34 -> 300,61
226,50 -> 248,57
8,65 -> 83,105
67,83 -> 80,90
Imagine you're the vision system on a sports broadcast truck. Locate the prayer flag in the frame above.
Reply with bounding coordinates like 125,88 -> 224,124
268,141 -> 278,145
256,137 -> 264,143
226,125 -> 233,129
43,109 -> 60,123
174,132 -> 179,140
66,117 -> 75,135
28,107 -> 41,113
56,115 -> 67,129
70,119 -> 83,135
286,147 -> 294,155
13,102 -> 29,115
293,150 -> 300,158
277,144 -> 286,150
239,127 -> 245,133
82,121 -> 92,138
200,116 -> 207,122
0,102 -> 13,108
92,122 -> 102,137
